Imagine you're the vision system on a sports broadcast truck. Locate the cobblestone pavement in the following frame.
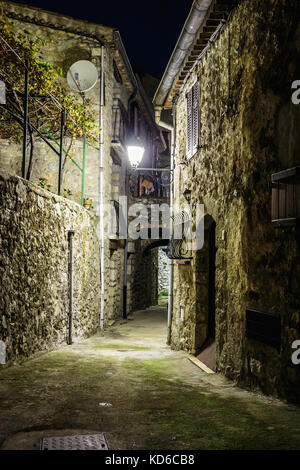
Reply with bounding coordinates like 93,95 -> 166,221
0,306 -> 300,450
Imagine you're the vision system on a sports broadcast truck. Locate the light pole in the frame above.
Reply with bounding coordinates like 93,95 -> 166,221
123,136 -> 145,319
123,136 -> 173,320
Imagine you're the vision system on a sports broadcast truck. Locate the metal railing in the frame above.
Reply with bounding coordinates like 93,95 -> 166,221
0,34 -> 91,205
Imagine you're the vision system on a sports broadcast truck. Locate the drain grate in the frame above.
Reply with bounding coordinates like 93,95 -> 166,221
40,433 -> 109,450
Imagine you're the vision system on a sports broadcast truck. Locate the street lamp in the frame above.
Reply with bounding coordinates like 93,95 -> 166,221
123,135 -> 145,320
126,135 -> 145,167
122,135 -> 172,320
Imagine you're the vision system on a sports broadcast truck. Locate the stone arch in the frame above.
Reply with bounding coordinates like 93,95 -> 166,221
142,239 -> 169,257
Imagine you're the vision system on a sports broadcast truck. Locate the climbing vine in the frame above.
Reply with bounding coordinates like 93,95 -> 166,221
0,14 -> 99,179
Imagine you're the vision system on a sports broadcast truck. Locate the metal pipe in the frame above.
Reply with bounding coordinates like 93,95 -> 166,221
81,134 -> 86,205
122,159 -> 129,319
42,127 -> 82,171
154,107 -> 175,345
132,168 -> 172,172
68,230 -> 75,345
153,0 -> 213,108
121,85 -> 138,321
58,107 -> 65,196
1,102 -> 62,157
22,60 -> 29,179
99,46 -> 105,330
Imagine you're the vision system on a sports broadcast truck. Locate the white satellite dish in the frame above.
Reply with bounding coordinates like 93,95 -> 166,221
67,60 -> 98,92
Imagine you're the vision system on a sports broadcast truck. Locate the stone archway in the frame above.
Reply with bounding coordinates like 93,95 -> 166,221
127,238 -> 169,312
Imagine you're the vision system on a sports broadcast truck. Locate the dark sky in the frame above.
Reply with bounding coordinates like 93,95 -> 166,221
14,0 -> 194,78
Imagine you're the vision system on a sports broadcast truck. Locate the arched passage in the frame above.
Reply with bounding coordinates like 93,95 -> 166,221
127,238 -> 169,313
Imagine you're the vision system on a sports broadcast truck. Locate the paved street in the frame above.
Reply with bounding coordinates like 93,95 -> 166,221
0,306 -> 300,450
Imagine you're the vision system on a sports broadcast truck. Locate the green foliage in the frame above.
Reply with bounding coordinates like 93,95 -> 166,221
38,177 -> 51,191
0,14 -> 98,143
159,289 -> 169,297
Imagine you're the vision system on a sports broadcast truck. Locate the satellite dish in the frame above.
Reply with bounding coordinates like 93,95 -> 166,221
67,60 -> 98,92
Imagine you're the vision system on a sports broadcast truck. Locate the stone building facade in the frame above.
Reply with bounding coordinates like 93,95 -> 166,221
0,1 -> 167,361
154,0 -> 300,403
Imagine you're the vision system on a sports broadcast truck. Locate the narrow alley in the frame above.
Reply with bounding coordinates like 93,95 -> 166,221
0,306 -> 300,451
1,0 -> 300,454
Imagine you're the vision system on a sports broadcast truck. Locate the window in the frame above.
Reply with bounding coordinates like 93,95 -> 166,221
113,60 -> 123,84
271,166 -> 300,227
186,82 -> 199,160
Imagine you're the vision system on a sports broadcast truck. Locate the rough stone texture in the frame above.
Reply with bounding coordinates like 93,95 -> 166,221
0,2 -> 169,330
0,171 -> 100,362
129,243 -> 158,311
158,247 -> 169,294
0,6 -> 122,325
0,13 -> 106,213
172,0 -> 300,403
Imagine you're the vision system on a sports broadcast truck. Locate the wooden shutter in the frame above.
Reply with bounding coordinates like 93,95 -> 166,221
186,88 -> 193,159
192,82 -> 199,154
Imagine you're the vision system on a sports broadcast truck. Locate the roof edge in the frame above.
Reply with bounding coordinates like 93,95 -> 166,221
153,0 -> 213,108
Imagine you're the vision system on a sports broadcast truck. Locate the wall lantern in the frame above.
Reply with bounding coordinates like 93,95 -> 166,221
126,135 -> 145,168
271,166 -> 300,227
183,188 -> 192,204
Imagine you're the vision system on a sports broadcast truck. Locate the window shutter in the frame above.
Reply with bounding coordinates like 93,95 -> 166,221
186,89 -> 193,158
192,82 -> 199,153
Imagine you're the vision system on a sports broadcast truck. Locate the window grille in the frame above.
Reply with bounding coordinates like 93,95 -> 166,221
165,211 -> 193,260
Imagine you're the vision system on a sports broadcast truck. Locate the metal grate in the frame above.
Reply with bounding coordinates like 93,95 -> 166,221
165,210 -> 193,260
40,433 -> 109,450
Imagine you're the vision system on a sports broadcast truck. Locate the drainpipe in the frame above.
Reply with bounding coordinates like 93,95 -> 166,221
153,0 -> 213,108
154,107 -> 175,346
68,230 -> 75,345
99,46 -> 105,330
122,87 -> 138,319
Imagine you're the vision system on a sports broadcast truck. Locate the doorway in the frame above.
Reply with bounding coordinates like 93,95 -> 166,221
196,219 -> 216,372
208,221 -> 216,339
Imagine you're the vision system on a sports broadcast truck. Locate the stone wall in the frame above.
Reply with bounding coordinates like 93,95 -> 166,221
172,0 -> 300,403
128,240 -> 158,312
0,10 -> 106,213
0,4 -> 128,326
158,247 -> 169,295
0,171 -> 100,363
0,1 -> 167,331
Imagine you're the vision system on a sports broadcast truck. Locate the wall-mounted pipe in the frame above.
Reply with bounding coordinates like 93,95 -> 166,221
68,230 -> 75,345
99,46 -> 105,330
153,0 -> 213,108
154,107 -> 175,346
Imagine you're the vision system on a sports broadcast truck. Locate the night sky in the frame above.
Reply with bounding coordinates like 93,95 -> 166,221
14,0 -> 194,78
